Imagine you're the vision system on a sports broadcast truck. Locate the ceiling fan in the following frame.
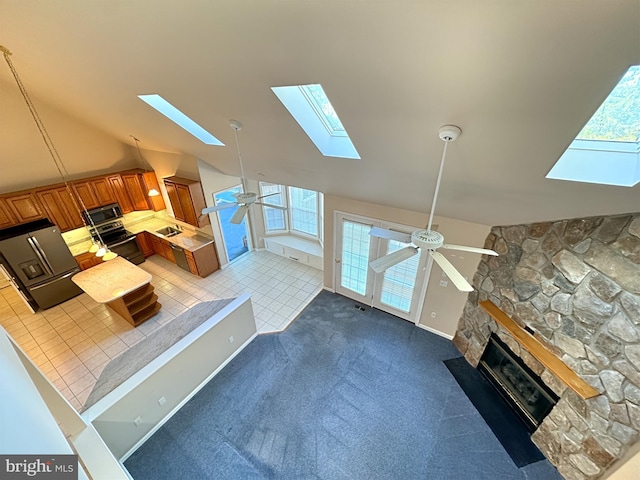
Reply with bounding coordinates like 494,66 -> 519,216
201,120 -> 286,224
369,125 -> 498,292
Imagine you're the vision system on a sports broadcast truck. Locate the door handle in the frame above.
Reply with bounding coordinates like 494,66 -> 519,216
335,258 -> 341,264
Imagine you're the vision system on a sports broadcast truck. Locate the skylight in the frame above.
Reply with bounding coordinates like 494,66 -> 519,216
138,94 -> 224,146
546,66 -> 640,187
271,84 -> 360,159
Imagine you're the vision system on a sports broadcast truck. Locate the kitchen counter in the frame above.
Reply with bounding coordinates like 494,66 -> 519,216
72,257 -> 151,304
66,217 -> 214,256
72,257 -> 161,326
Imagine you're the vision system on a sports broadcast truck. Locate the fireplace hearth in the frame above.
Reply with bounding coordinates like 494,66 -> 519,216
478,334 -> 559,432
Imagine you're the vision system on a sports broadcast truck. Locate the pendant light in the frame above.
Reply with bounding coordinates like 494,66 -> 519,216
1,45 -> 117,261
131,136 -> 160,196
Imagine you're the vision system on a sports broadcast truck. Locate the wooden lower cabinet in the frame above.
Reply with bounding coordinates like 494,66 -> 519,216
186,243 -> 219,277
136,232 -> 154,257
75,252 -> 103,271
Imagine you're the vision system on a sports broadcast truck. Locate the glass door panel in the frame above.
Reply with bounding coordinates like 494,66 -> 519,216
379,240 -> 420,313
214,185 -> 249,263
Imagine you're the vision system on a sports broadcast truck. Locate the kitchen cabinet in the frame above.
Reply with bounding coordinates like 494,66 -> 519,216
75,251 -> 103,270
71,181 -> 100,210
163,176 -> 209,228
185,243 -> 219,278
4,191 -> 44,225
0,198 -> 18,229
121,173 -> 151,211
107,174 -> 134,213
36,186 -> 84,232
147,233 -> 175,262
136,232 -> 154,257
89,177 -> 117,206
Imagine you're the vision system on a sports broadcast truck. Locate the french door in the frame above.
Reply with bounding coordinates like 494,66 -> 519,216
334,213 -> 428,322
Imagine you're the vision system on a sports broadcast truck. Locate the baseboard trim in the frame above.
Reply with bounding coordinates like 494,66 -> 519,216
416,323 -> 454,340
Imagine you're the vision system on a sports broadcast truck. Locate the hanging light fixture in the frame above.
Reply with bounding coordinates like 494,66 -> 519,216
1,45 -> 117,261
131,135 -> 160,196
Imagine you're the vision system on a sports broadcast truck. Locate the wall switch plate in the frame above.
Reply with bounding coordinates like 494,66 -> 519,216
431,312 -> 437,318
439,280 -> 448,287
134,416 -> 142,426
229,336 -> 234,344
158,396 -> 166,406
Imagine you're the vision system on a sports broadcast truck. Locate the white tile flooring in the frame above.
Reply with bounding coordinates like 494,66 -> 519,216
0,250 -> 323,411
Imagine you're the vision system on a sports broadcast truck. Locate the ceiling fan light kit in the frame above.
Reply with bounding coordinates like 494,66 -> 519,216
368,124 -> 498,292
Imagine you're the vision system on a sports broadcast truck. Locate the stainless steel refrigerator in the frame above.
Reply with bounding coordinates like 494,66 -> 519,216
0,219 -> 82,310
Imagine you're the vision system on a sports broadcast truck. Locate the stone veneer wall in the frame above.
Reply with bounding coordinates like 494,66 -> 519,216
453,212 -> 640,480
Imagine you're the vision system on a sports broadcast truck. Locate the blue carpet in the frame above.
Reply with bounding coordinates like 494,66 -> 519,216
124,291 -> 562,479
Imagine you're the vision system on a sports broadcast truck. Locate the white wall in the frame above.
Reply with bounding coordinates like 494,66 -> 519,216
0,78 -> 134,192
86,296 -> 257,460
323,194 -> 490,338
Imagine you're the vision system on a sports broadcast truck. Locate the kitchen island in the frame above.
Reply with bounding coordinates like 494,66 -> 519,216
72,256 -> 161,326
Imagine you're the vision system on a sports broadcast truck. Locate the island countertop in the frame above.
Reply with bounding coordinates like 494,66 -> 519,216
72,257 -> 152,304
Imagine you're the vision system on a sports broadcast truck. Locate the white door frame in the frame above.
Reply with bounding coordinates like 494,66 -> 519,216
333,211 -> 433,324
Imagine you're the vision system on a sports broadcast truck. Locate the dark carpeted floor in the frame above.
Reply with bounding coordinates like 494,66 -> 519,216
124,290 -> 562,479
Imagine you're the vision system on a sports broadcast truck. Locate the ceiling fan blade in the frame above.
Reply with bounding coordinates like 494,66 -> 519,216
229,204 -> 251,224
441,244 -> 498,256
369,227 -> 412,243
257,192 -> 280,200
369,246 -> 419,273
429,250 -> 474,292
201,202 -> 238,214
254,202 -> 287,210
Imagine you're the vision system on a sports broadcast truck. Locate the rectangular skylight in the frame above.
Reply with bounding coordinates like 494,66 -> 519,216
271,84 -> 360,159
138,94 -> 224,146
546,65 -> 640,187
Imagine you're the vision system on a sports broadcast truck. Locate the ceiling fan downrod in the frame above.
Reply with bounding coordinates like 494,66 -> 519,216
426,125 -> 461,232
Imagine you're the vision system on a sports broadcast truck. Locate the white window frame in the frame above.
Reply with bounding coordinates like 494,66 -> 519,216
259,182 -> 323,242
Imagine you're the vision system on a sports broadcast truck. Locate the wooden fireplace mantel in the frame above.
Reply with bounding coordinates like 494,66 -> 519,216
479,300 -> 600,399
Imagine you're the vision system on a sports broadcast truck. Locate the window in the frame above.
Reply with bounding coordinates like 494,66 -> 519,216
259,183 -> 323,240
546,65 -> 640,187
271,84 -> 360,159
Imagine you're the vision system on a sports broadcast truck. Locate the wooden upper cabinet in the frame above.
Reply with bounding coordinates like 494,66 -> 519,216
0,198 -> 18,229
4,191 -> 45,224
163,176 -> 209,228
72,181 -> 100,210
107,174 -> 134,213
89,177 -> 117,206
121,173 -> 151,211
35,186 -> 84,232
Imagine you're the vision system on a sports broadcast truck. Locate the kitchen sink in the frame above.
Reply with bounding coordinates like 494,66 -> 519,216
155,226 -> 181,237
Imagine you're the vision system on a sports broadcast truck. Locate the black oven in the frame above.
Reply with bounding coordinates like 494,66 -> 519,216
89,219 -> 144,265
108,235 -> 144,265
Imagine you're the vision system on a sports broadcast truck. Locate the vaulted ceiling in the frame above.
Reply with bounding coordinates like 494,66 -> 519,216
1,1 -> 638,227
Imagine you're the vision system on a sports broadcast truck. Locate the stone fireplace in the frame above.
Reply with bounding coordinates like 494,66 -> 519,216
453,213 -> 640,480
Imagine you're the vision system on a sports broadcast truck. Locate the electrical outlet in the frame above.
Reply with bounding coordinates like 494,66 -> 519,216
158,396 -> 166,407
229,336 -> 234,344
133,416 -> 143,426
430,312 -> 437,318
439,280 -> 448,287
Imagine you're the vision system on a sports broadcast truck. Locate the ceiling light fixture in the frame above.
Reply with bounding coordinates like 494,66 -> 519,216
1,45 -> 117,261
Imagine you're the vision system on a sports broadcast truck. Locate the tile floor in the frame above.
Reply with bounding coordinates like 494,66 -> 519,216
0,250 -> 323,411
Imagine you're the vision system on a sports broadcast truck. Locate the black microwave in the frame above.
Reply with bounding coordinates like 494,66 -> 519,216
82,203 -> 123,226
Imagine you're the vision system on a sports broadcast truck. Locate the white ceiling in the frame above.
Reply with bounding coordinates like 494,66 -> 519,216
1,0 -> 639,227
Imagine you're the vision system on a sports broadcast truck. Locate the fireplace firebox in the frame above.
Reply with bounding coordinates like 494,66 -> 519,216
478,334 -> 559,432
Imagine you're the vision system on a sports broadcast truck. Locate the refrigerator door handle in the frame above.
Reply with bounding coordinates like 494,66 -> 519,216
29,269 -> 79,291
27,236 -> 54,276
